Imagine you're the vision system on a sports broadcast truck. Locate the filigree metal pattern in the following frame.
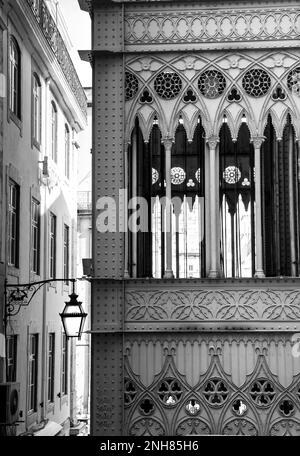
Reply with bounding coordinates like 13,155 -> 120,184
158,378 -> 183,407
154,72 -> 182,100
171,167 -> 186,185
287,67 -> 300,96
152,168 -> 159,185
129,418 -> 165,436
125,9 -> 300,45
222,419 -> 258,436
203,378 -> 229,406
125,72 -> 139,101
198,70 -> 226,98
250,379 -> 276,407
125,288 -> 300,322
223,166 -> 242,184
176,418 -> 211,435
242,69 -> 271,97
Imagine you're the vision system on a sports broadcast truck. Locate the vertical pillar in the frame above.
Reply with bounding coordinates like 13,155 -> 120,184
131,131 -> 137,278
252,136 -> 265,278
124,144 -> 129,278
207,136 -> 219,278
163,138 -> 174,278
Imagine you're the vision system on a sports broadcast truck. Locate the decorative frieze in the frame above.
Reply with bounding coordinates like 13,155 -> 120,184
125,286 -> 300,322
125,8 -> 300,46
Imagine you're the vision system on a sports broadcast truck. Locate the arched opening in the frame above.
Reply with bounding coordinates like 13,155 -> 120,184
128,116 -> 206,278
171,120 -> 206,278
262,115 -> 299,276
219,122 -> 255,277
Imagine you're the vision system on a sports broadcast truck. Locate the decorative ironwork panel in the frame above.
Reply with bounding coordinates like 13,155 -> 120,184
124,7 -> 300,47
124,337 -> 300,435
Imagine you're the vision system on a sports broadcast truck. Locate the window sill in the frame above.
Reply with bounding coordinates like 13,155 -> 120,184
9,110 -> 22,134
32,138 -> 41,151
27,411 -> 38,427
46,402 -> 55,415
7,265 -> 20,279
61,394 -> 68,406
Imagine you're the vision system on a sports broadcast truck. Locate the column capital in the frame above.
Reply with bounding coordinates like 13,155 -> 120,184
251,136 -> 265,149
162,137 -> 174,150
206,135 -> 219,151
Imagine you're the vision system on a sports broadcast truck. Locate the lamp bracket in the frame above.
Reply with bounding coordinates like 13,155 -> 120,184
4,278 -> 76,318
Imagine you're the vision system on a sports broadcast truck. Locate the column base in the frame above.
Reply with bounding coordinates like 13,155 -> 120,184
164,270 -> 174,279
208,269 -> 220,279
123,270 -> 130,279
254,270 -> 265,278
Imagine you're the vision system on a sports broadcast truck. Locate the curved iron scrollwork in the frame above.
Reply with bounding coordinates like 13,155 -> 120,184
5,279 -> 76,318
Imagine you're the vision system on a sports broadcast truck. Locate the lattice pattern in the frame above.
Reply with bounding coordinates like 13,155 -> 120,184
223,166 -> 241,184
125,71 -> 139,101
287,67 -> 300,96
198,70 -> 226,98
154,72 -> 182,100
152,168 -> 159,185
242,69 -> 271,97
124,349 -> 300,436
171,167 -> 186,185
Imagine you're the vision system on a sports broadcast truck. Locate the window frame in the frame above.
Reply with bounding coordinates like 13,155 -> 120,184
9,36 -> 21,120
61,334 -> 68,396
47,333 -> 55,403
63,224 -> 69,284
64,124 -> 70,179
32,73 -> 41,147
49,212 -> 57,279
51,101 -> 58,163
8,179 -> 20,268
28,334 -> 39,415
31,198 -> 40,275
7,335 -> 17,383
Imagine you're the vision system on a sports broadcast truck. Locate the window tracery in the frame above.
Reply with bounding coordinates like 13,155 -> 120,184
287,67 -> 300,96
242,69 -> 271,97
154,72 -> 183,100
198,70 -> 226,98
125,71 -> 139,101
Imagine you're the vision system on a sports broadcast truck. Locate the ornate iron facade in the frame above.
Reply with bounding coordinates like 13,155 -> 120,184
87,0 -> 300,436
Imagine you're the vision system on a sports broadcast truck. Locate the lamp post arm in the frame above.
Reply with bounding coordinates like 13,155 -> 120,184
4,278 -> 77,319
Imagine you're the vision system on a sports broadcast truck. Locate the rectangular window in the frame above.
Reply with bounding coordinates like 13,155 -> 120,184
7,335 -> 17,382
64,125 -> 70,179
47,333 -> 55,403
63,224 -> 69,284
51,102 -> 57,162
28,334 -> 38,414
32,75 -> 41,144
49,213 -> 56,279
61,334 -> 68,396
8,180 -> 20,267
31,199 -> 40,274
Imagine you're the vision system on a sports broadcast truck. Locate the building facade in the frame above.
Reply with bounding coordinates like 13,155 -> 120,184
0,0 -> 87,435
80,0 -> 300,436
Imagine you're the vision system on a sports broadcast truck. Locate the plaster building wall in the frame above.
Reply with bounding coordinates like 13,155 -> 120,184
81,0 -> 300,436
0,0 -> 87,435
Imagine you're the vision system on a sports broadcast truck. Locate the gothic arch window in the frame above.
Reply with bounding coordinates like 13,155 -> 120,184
128,117 -> 206,279
262,115 -> 299,276
170,122 -> 206,278
219,123 -> 255,278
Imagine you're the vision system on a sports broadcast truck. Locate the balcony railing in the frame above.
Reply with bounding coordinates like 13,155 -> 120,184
26,0 -> 87,118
